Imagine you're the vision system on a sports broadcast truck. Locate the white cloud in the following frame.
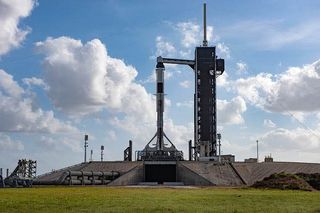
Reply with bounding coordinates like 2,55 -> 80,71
36,134 -> 82,153
0,69 -> 76,133
164,120 -> 193,151
179,80 -> 191,88
0,0 -> 35,56
22,77 -> 48,89
152,21 -> 228,68
263,119 -> 276,128
266,60 -> 320,112
236,61 -> 248,74
176,96 -> 247,125
286,111 -> 305,123
176,22 -> 215,48
234,73 -> 277,109
177,22 -> 201,48
0,133 -> 24,151
36,37 -> 146,116
217,96 -> 247,125
153,36 -> 176,58
260,128 -> 320,153
234,59 -> 320,113
0,69 -> 24,97
36,37 -> 160,147
216,42 -> 230,59
216,71 -> 229,87
141,69 -> 173,84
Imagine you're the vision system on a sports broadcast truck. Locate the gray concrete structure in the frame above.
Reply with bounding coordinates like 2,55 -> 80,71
33,161 -> 320,186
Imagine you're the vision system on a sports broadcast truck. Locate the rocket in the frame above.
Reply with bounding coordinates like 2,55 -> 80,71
156,62 -> 165,151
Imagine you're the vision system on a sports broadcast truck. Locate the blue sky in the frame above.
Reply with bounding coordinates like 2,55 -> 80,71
1,0 -> 320,174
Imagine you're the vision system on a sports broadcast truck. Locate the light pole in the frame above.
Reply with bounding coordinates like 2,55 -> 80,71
101,145 -> 104,161
256,140 -> 259,163
90,149 -> 93,162
84,134 -> 88,163
217,133 -> 221,163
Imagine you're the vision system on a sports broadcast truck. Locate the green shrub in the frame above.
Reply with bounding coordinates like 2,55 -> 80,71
252,172 -> 313,191
296,173 -> 320,190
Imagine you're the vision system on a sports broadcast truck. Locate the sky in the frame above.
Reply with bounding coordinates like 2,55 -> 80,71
1,0 -> 320,174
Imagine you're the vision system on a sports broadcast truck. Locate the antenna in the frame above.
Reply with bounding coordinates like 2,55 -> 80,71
203,3 -> 208,47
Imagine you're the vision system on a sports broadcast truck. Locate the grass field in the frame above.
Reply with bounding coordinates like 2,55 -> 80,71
0,186 -> 319,213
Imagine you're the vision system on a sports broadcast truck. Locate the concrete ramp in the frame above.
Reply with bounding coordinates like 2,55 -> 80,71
108,164 -> 144,186
177,162 -> 213,186
232,162 -> 320,185
179,162 -> 244,186
34,161 -> 142,185
34,163 -> 88,185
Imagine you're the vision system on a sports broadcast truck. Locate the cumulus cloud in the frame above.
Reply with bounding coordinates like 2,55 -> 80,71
0,69 -> 76,133
164,120 -> 193,155
0,69 -> 24,97
176,96 -> 247,125
177,21 -> 214,48
235,73 -> 277,109
22,77 -> 48,89
36,134 -> 82,152
152,36 -> 176,58
260,128 -> 320,153
155,21 -> 218,59
177,22 -> 200,48
141,69 -> 173,84
234,59 -> 320,113
216,71 -> 229,87
36,36 -> 157,142
36,37 -> 149,116
263,119 -> 276,128
216,42 -> 230,59
0,0 -> 36,56
152,21 -> 228,63
0,133 -> 24,151
217,96 -> 247,125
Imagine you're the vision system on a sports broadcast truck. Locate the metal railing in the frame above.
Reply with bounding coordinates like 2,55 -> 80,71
136,150 -> 183,161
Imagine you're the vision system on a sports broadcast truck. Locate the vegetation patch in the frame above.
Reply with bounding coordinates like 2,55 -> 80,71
252,172 -> 314,191
297,173 -> 320,190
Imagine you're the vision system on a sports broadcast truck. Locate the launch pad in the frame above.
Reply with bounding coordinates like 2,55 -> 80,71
7,4 -> 320,188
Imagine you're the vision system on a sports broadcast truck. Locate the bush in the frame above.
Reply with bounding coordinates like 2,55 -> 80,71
296,173 -> 320,190
252,172 -> 313,191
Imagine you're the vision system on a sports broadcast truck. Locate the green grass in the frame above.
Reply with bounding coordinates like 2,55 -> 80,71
0,187 -> 320,213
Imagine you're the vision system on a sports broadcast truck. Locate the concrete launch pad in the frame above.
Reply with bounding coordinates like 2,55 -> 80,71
34,161 -> 320,187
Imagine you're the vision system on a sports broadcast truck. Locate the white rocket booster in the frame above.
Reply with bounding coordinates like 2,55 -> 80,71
156,62 -> 165,151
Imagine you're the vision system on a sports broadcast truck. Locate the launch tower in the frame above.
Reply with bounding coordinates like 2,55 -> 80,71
138,3 -> 224,161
